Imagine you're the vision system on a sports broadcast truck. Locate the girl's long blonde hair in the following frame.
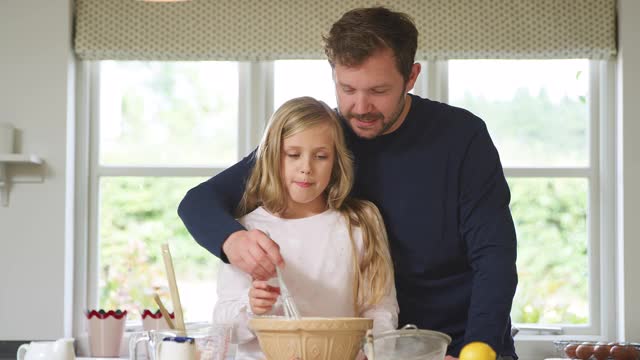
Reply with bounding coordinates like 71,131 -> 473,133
238,96 -> 394,311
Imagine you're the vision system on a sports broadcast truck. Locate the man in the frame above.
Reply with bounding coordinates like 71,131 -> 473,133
178,7 -> 517,359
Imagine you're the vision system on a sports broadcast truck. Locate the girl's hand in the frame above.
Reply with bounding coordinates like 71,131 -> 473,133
249,279 -> 281,315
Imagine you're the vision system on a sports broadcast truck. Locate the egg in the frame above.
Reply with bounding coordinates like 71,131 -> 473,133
610,345 -> 630,360
625,345 -> 639,360
565,343 -> 579,358
594,344 -> 611,360
576,344 -> 594,360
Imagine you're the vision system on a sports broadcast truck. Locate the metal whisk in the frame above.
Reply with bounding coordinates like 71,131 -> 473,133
263,230 -> 301,319
276,266 -> 301,319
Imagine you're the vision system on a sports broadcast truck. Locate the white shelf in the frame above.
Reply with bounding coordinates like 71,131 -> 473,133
0,153 -> 43,164
0,153 -> 44,206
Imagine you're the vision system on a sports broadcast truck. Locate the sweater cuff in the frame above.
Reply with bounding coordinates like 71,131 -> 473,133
219,226 -> 246,264
220,244 -> 230,264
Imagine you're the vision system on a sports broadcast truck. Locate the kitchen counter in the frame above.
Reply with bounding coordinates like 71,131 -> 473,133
3,358 -> 125,360
76,358 -> 235,360
73,353 -> 235,359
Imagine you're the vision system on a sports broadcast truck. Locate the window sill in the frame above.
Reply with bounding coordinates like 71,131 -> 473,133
514,335 -> 605,360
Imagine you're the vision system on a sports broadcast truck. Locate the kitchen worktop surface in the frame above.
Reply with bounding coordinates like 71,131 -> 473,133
75,358 -> 235,360
76,357 -> 235,359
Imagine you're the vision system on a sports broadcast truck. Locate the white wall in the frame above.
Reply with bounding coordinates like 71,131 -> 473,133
0,0 -> 75,339
0,0 -> 638,345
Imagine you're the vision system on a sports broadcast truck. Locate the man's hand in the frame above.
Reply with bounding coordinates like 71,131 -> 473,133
445,356 -> 459,360
222,229 -> 284,280
249,279 -> 281,315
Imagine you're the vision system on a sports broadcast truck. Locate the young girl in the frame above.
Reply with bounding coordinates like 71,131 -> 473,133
212,96 -> 398,359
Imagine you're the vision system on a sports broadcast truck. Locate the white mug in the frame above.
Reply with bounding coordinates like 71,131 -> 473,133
129,323 -> 232,360
17,338 -> 76,360
155,337 -> 196,360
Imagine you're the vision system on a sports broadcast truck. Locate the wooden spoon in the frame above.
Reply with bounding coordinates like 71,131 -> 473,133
161,243 -> 186,331
153,293 -> 175,330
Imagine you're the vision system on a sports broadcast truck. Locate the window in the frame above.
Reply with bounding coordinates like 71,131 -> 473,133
87,59 -> 614,347
274,60 -> 336,109
449,60 -> 589,167
448,60 -> 610,337
92,61 -> 240,323
99,62 -> 239,167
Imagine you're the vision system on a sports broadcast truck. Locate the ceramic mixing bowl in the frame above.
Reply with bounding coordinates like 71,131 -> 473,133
249,316 -> 373,360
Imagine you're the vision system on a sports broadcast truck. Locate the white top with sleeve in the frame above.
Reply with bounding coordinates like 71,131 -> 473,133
212,206 -> 399,360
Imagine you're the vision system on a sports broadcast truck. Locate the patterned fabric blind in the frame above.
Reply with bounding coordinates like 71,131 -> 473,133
74,0 -> 617,61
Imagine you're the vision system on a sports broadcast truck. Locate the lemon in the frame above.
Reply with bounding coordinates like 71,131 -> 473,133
459,342 -> 497,360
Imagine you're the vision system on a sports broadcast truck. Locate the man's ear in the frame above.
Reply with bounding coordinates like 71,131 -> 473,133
405,63 -> 422,92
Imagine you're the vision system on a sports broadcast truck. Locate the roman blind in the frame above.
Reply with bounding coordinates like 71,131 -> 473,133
74,0 -> 617,61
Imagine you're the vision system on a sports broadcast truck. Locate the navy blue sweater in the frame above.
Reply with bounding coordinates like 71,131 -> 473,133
178,94 -> 518,357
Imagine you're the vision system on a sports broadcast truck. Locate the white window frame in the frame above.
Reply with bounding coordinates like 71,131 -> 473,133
73,61 -> 275,335
418,60 -> 616,358
75,59 -> 616,359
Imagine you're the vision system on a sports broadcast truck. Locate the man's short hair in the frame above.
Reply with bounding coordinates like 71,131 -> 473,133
323,6 -> 418,81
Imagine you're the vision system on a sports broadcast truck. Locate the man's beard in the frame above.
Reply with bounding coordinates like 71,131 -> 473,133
340,92 -> 406,139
